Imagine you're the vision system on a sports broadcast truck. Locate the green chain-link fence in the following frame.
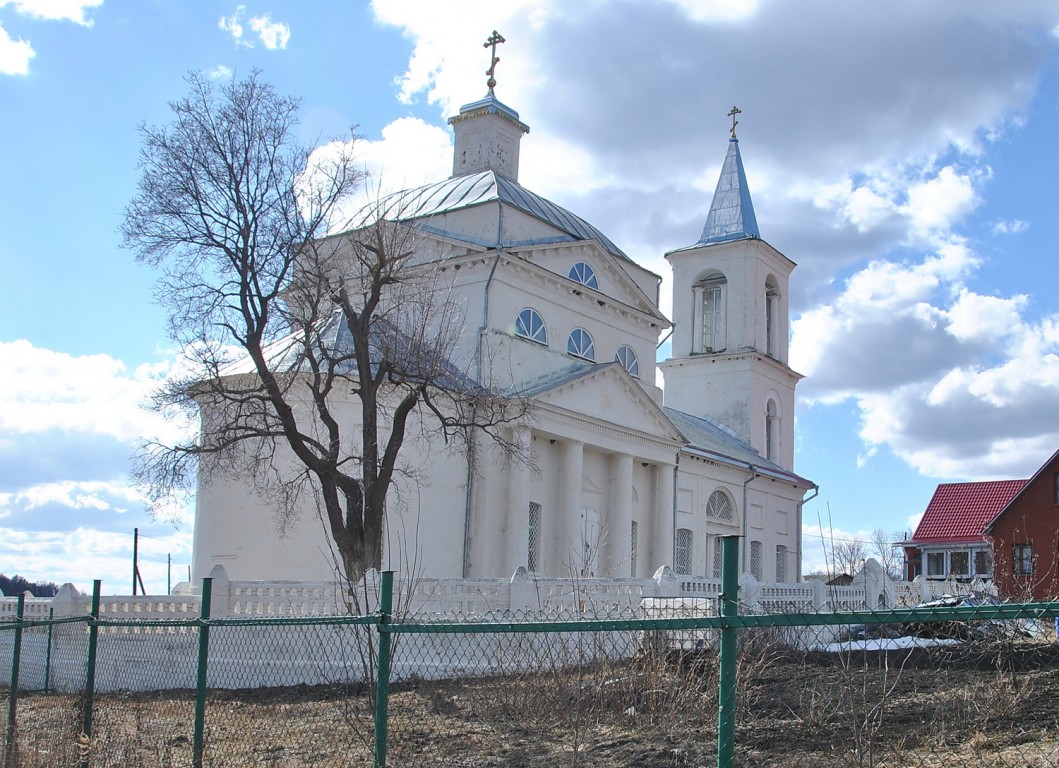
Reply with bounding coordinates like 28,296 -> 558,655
4,538 -> 1059,767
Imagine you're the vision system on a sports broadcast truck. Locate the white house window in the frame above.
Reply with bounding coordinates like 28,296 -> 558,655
567,327 -> 595,361
974,549 -> 993,577
675,528 -> 693,575
705,490 -> 733,521
630,521 -> 638,577
712,536 -> 724,578
614,345 -> 639,377
926,551 -> 946,578
776,545 -> 788,582
527,502 -> 542,572
950,551 -> 969,578
694,275 -> 727,353
569,261 -> 599,290
515,308 -> 547,345
1014,544 -> 1034,575
750,540 -> 763,580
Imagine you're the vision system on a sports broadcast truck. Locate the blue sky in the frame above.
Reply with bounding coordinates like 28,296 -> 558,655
3,0 -> 1059,592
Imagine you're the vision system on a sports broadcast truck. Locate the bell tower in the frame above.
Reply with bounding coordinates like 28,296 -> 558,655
660,109 -> 802,470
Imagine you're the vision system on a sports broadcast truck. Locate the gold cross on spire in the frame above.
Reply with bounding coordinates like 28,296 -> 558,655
484,30 -> 506,92
728,105 -> 742,139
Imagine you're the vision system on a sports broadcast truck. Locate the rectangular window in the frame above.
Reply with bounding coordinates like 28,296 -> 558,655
775,545 -> 788,582
750,540 -> 763,580
974,549 -> 993,577
701,284 -> 724,352
1014,544 -> 1034,575
527,502 -> 542,572
926,551 -> 946,578
630,521 -> 638,578
675,528 -> 693,575
712,536 -> 724,579
950,551 -> 969,577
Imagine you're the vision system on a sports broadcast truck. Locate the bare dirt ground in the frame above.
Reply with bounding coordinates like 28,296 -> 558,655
5,640 -> 1059,767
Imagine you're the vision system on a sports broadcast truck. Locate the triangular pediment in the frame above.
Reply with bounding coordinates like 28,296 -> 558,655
527,364 -> 683,443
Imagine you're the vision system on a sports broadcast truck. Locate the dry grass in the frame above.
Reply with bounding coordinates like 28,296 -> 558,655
3,639 -> 1059,767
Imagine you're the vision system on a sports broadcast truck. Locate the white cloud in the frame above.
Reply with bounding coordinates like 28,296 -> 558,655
248,13 -> 289,50
0,0 -> 102,26
0,340 -> 183,442
208,64 -> 233,80
992,218 -> 1028,235
219,5 -> 290,50
0,22 -> 33,75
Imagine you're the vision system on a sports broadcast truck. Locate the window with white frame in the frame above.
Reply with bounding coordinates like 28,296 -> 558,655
696,275 -> 727,353
974,549 -> 993,577
926,551 -> 946,578
765,399 -> 778,461
776,545 -> 788,582
614,345 -> 640,377
712,536 -> 724,579
567,327 -> 596,361
515,308 -> 547,345
527,502 -> 542,572
950,551 -> 969,578
675,528 -> 693,575
705,490 -> 733,521
569,261 -> 599,290
750,540 -> 763,580
1014,544 -> 1034,575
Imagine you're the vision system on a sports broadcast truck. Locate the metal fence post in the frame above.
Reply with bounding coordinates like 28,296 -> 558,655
4,592 -> 25,765
43,605 -> 54,694
193,577 -> 213,768
374,571 -> 394,768
717,535 -> 740,768
80,580 -> 101,768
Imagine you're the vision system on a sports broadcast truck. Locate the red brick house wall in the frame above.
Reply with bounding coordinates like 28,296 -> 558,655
988,450 -> 1059,600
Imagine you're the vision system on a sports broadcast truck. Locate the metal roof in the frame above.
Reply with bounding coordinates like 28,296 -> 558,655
365,170 -> 630,262
910,480 -> 1028,544
698,138 -> 760,246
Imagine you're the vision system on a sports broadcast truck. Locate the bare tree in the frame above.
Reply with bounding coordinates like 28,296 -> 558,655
123,70 -> 523,584
868,528 -> 903,580
831,538 -> 867,579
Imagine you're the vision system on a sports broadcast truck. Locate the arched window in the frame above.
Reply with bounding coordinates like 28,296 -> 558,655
765,279 -> 779,358
567,327 -> 595,360
514,308 -> 547,345
694,273 -> 727,353
705,490 -> 733,521
569,261 -> 599,290
614,344 -> 639,377
765,399 -> 778,461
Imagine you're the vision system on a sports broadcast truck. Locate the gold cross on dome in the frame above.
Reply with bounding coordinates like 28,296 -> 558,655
484,30 -> 506,92
728,105 -> 742,138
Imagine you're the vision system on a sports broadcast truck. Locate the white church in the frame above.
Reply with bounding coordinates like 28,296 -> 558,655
190,76 -> 816,586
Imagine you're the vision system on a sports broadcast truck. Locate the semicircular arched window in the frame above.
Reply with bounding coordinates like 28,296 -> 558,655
514,308 -> 547,345
705,490 -> 733,521
567,327 -> 595,361
569,261 -> 599,290
614,344 -> 639,377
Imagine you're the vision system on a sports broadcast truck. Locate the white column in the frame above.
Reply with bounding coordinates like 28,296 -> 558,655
607,453 -> 634,577
653,462 -> 675,570
553,440 -> 584,574
691,285 -> 704,354
504,426 -> 532,575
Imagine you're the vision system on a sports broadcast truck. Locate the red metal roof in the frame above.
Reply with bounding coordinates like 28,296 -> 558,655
911,480 -> 1028,544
